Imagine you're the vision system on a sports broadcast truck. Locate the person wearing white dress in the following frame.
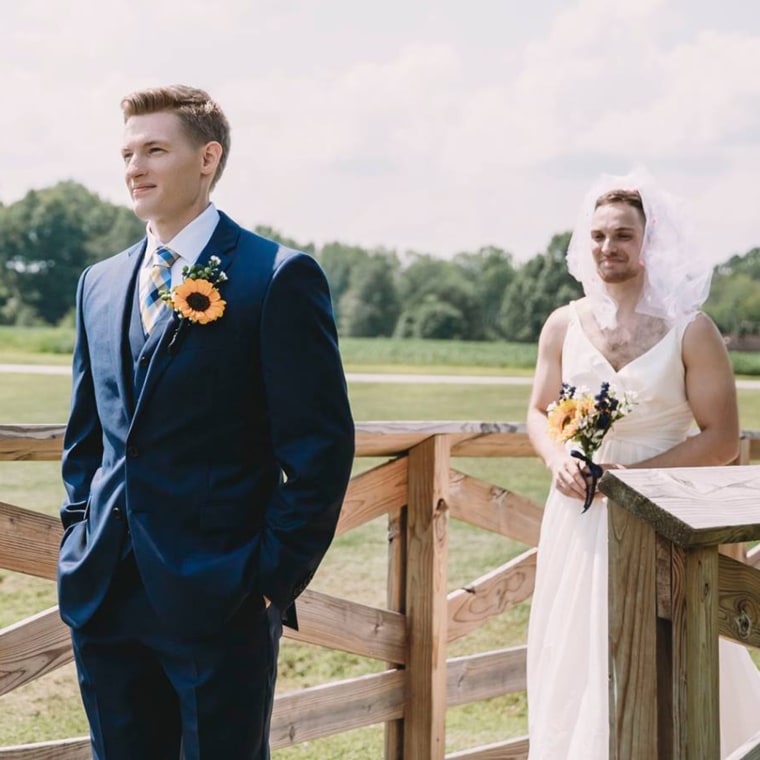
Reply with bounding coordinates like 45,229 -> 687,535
525,169 -> 760,759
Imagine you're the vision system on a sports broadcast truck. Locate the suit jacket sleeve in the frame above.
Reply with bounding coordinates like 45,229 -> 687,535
60,267 -> 103,536
256,253 -> 354,610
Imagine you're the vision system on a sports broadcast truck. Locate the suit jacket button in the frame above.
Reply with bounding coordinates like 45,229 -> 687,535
112,507 -> 123,519
139,355 -> 149,366
127,445 -> 139,458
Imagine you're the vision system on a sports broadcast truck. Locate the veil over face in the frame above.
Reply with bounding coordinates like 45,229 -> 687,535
565,168 -> 713,329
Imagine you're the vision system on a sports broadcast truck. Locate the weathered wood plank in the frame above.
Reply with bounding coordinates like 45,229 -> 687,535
446,647 -> 526,706
672,546 -> 720,758
608,500 -> 659,759
451,433 -> 534,458
385,507 -> 407,757
0,425 -> 65,462
0,502 -> 61,579
717,553 -> 760,649
656,534 -> 672,620
448,470 -> 542,546
0,738 -> 90,760
404,434 -> 449,760
336,457 -> 407,537
445,736 -> 529,760
601,466 -> 760,548
285,589 -> 406,664
447,550 -> 537,643
270,669 -> 405,749
0,607 -> 73,698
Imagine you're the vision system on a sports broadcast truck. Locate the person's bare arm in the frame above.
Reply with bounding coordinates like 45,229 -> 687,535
527,306 -> 588,500
631,313 -> 739,469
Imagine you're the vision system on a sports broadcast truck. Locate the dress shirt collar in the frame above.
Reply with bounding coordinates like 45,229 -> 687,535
143,203 -> 221,268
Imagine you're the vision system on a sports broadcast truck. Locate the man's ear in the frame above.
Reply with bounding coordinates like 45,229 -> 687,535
200,141 -> 223,178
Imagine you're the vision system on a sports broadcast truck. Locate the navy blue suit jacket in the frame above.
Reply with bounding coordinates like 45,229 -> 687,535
58,212 -> 354,638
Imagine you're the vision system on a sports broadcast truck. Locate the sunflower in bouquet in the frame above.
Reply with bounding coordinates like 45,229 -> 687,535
546,381 -> 636,512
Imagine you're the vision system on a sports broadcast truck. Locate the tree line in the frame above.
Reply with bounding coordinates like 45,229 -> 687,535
0,181 -> 757,341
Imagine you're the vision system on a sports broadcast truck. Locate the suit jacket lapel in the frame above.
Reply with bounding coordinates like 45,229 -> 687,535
129,214 -> 242,425
111,239 -> 146,421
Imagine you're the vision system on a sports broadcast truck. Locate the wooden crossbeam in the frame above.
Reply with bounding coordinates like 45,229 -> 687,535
270,669 -> 405,749
286,589 -> 406,663
448,470 -> 542,547
336,457 -> 407,536
0,606 -> 72,697
0,738 -> 90,760
445,736 -> 529,759
0,501 -> 61,579
0,425 -> 65,462
446,646 -> 526,706
447,549 -> 537,643
718,553 -> 760,650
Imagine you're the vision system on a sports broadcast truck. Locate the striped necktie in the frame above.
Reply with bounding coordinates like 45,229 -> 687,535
139,246 -> 178,335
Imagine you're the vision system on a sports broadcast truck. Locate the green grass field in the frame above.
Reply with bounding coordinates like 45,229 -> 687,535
2,340 -> 760,755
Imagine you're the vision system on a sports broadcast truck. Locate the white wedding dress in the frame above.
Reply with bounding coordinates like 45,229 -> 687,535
527,304 -> 760,759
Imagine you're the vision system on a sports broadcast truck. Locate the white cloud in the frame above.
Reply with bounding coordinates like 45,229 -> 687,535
1,0 -> 759,264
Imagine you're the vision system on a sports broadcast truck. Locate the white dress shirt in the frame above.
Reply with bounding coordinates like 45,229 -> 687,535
141,203 -> 221,287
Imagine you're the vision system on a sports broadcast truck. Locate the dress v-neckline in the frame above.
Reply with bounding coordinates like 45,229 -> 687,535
572,316 -> 678,376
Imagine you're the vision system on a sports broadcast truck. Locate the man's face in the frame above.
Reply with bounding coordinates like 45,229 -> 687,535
121,111 -> 208,234
590,202 -> 646,285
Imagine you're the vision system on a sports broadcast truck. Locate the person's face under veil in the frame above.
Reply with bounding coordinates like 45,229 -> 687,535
589,202 -> 645,287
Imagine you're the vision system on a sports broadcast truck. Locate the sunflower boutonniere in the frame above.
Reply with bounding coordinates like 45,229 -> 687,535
160,255 -> 228,353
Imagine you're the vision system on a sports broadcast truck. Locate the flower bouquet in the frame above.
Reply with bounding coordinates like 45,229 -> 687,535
546,381 -> 636,512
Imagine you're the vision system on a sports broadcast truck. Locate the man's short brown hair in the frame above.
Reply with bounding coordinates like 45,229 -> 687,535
594,189 -> 646,226
121,84 -> 230,189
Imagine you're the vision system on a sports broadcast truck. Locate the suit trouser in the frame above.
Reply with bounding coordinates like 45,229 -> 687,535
70,551 -> 281,760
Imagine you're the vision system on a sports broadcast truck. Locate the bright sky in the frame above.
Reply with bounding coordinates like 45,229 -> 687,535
3,0 -> 760,264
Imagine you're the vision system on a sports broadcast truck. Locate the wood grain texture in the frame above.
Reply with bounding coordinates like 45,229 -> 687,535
717,553 -> 760,648
444,736 -> 529,760
0,425 -> 65,462
0,502 -> 61,579
385,507 -> 407,759
446,647 -> 526,706
601,466 -> 760,548
447,550 -> 537,643
672,546 -> 720,758
270,669 -> 405,749
607,500 -> 659,759
284,589 -> 406,664
448,470 -> 542,547
0,738 -> 90,760
404,434 -> 449,760
336,457 -> 408,537
0,606 -> 73,698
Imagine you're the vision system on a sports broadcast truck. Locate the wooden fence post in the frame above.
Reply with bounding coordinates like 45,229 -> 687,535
385,504 -> 407,759
608,499 -> 659,758
404,434 -> 449,759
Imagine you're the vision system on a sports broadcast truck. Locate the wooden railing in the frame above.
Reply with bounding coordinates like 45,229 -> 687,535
0,422 -> 543,759
2,423 -> 760,759
602,464 -> 760,759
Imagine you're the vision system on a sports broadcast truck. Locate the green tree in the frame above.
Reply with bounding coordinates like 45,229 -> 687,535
0,182 -> 143,324
499,232 -> 582,342
453,246 -> 515,339
338,253 -> 400,337
395,253 -> 480,339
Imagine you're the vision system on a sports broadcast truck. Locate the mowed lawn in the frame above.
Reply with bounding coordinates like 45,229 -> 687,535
2,368 -> 760,756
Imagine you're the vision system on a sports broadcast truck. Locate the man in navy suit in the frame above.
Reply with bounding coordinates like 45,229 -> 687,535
57,84 -> 355,759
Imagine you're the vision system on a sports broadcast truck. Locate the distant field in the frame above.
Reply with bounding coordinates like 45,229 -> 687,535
2,333 -> 760,755
2,326 -> 760,375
